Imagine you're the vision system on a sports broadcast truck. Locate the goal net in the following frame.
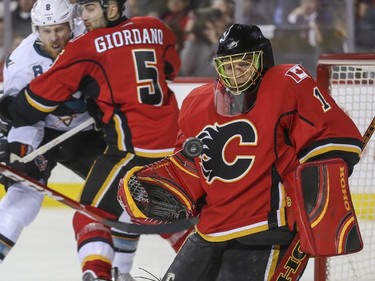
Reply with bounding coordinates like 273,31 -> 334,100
315,53 -> 375,281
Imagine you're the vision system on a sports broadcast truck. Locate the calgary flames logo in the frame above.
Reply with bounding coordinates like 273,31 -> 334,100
197,119 -> 257,184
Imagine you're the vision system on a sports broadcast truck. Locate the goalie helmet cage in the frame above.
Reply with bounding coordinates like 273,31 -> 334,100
314,53 -> 375,281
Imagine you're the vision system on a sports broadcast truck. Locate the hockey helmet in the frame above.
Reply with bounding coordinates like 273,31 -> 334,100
214,24 -> 274,95
213,24 -> 274,116
77,0 -> 127,12
31,0 -> 74,32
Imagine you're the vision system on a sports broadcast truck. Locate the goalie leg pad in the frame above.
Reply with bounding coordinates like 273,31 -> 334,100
284,158 -> 363,256
118,150 -> 203,225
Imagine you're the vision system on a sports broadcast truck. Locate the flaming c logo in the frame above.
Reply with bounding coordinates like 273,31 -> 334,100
197,119 -> 257,184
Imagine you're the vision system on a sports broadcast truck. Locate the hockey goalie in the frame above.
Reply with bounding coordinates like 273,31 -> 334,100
118,23 -> 364,281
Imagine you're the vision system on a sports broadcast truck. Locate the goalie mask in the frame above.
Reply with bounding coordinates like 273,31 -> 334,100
214,24 -> 274,116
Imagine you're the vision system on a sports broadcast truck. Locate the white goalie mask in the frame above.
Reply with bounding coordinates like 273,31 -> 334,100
31,0 -> 74,35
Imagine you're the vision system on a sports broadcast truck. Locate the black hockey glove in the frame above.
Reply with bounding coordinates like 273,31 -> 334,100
0,95 -> 15,130
10,155 -> 51,184
0,136 -> 9,163
0,137 -> 10,188
0,119 -> 11,136
7,142 -> 52,184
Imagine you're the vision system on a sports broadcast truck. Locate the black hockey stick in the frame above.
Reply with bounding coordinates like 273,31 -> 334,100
362,116 -> 375,150
0,163 -> 197,234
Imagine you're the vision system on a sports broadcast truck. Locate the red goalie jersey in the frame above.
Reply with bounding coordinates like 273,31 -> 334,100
9,16 -> 181,157
175,64 -> 363,242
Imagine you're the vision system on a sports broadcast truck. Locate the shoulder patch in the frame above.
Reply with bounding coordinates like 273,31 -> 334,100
285,65 -> 310,83
5,55 -> 14,68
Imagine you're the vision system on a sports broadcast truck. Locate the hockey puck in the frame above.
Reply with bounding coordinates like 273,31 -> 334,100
183,138 -> 203,158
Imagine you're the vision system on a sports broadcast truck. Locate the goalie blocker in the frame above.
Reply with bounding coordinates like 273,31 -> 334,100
284,158 -> 363,257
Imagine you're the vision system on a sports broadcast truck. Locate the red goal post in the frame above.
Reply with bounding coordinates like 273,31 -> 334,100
315,53 -> 375,281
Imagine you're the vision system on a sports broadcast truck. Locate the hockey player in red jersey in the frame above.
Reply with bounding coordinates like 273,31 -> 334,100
118,24 -> 364,280
0,0 -> 191,280
0,0 -> 107,270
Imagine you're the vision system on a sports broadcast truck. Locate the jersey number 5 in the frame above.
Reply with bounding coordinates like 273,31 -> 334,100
133,49 -> 163,106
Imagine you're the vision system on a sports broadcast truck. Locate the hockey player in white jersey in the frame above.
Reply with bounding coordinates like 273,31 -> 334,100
0,1 -> 190,280
0,0 -> 106,275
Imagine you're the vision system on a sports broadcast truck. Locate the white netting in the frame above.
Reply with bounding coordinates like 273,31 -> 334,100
323,64 -> 375,281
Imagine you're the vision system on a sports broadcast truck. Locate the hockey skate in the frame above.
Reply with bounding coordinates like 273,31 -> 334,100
111,267 -> 136,281
82,271 -> 111,281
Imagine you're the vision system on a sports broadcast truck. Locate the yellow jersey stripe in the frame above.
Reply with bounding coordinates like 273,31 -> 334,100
300,144 -> 361,163
24,89 -> 58,113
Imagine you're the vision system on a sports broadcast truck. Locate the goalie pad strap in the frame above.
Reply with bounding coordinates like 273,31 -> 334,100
284,158 -> 363,256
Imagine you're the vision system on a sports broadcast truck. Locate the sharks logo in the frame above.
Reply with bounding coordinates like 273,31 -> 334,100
197,119 -> 257,184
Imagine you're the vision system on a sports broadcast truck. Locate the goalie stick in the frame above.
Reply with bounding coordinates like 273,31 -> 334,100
362,116 -> 375,150
270,116 -> 375,281
0,163 -> 197,234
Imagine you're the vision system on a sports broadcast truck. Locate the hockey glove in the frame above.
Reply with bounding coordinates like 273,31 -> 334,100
0,95 -> 15,129
7,142 -> 52,184
0,136 -> 9,163
0,136 -> 10,188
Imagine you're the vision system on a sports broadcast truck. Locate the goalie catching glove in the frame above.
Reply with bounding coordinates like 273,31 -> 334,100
118,143 -> 202,225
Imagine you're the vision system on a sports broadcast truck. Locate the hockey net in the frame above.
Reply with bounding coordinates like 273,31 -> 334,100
315,53 -> 375,281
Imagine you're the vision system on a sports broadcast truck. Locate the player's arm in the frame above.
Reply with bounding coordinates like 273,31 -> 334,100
162,21 -> 181,81
286,66 -> 364,172
282,73 -> 364,256
4,35 -> 91,129
0,86 -> 58,128
285,111 -> 363,256
1,44 -> 85,128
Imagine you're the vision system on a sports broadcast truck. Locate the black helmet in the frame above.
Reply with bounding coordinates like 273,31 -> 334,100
77,0 -> 126,12
216,24 -> 274,71
213,24 -> 274,116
